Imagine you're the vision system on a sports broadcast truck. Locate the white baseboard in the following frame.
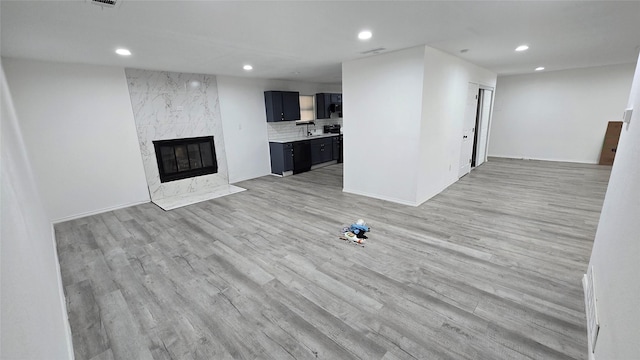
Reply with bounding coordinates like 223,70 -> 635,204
342,188 -> 419,207
488,155 -> 599,164
415,182 -> 455,207
50,223 -> 75,359
51,199 -> 150,224
229,170 -> 271,184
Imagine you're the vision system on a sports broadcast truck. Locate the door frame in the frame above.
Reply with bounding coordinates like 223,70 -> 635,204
459,82 -> 479,178
473,86 -> 495,168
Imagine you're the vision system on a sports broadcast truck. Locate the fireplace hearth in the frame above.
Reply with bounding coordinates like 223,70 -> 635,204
153,136 -> 218,183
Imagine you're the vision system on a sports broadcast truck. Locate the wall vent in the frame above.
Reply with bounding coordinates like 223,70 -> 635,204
89,0 -> 118,8
361,48 -> 386,55
583,266 -> 600,354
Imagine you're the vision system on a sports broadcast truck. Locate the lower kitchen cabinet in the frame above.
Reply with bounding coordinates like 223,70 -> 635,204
311,137 -> 333,165
269,135 -> 338,176
269,140 -> 312,175
269,142 -> 294,175
332,135 -> 342,163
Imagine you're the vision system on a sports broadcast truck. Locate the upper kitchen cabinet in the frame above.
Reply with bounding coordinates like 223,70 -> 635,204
315,93 -> 342,119
265,91 -> 301,122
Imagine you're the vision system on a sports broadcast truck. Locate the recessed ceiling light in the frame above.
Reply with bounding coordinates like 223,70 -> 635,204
358,30 -> 372,40
243,64 -> 253,71
535,67 -> 545,71
515,45 -> 529,52
115,48 -> 131,56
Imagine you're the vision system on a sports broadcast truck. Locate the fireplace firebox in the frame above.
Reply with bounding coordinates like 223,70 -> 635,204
153,136 -> 218,183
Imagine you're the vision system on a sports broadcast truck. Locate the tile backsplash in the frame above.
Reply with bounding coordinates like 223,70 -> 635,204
268,118 -> 343,141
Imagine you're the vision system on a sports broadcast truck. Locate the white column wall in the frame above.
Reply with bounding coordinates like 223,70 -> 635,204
2,58 -> 150,222
489,63 -> 635,163
587,56 -> 640,359
342,47 -> 426,205
342,45 -> 495,206
1,60 -> 73,360
417,47 -> 497,203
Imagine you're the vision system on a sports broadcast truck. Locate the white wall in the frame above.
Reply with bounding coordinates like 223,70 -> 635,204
1,61 -> 72,359
3,58 -> 150,222
586,56 -> 640,359
342,46 -> 425,205
489,63 -> 635,163
342,45 -> 496,206
1,57 -> 340,220
417,46 -> 497,203
216,76 -> 341,183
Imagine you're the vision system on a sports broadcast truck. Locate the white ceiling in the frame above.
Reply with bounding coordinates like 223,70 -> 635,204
2,0 -> 639,83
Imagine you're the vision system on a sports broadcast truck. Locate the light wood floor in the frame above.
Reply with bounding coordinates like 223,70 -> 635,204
55,158 -> 611,360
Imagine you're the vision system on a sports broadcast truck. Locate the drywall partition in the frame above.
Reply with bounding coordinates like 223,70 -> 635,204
1,62 -> 73,359
217,76 -> 272,183
342,46 -> 425,205
586,56 -> 640,359
489,63 -> 635,163
216,76 -> 341,183
3,58 -> 150,222
417,46 -> 497,204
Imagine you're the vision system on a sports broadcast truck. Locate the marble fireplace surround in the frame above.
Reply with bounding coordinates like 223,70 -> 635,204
125,68 -> 244,210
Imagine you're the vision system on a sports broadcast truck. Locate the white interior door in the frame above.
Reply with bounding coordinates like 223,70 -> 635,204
475,89 -> 493,167
459,83 -> 479,177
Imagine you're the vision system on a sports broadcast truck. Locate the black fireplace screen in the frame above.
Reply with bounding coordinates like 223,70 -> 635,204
153,136 -> 218,183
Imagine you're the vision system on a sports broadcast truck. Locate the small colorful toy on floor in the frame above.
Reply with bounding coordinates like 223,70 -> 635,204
339,219 -> 370,247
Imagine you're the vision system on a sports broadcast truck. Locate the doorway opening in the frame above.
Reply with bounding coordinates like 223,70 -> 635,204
472,88 -> 493,168
459,83 -> 494,178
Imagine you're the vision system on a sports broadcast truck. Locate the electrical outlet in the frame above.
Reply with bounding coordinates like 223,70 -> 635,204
622,108 -> 633,124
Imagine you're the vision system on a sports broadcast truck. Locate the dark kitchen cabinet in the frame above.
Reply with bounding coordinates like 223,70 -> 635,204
269,142 -> 294,175
282,92 -> 301,121
311,137 -> 333,165
332,135 -> 342,163
315,93 -> 342,119
265,91 -> 301,122
269,140 -> 313,175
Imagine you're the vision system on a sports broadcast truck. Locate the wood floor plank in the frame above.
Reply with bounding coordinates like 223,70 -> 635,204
97,290 -> 154,360
66,280 -> 110,360
55,158 -> 610,359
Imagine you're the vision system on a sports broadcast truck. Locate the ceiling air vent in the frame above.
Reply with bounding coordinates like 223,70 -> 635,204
361,48 -> 386,55
89,0 -> 118,8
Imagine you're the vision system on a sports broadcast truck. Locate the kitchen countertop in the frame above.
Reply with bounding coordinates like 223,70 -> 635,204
269,133 -> 341,143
